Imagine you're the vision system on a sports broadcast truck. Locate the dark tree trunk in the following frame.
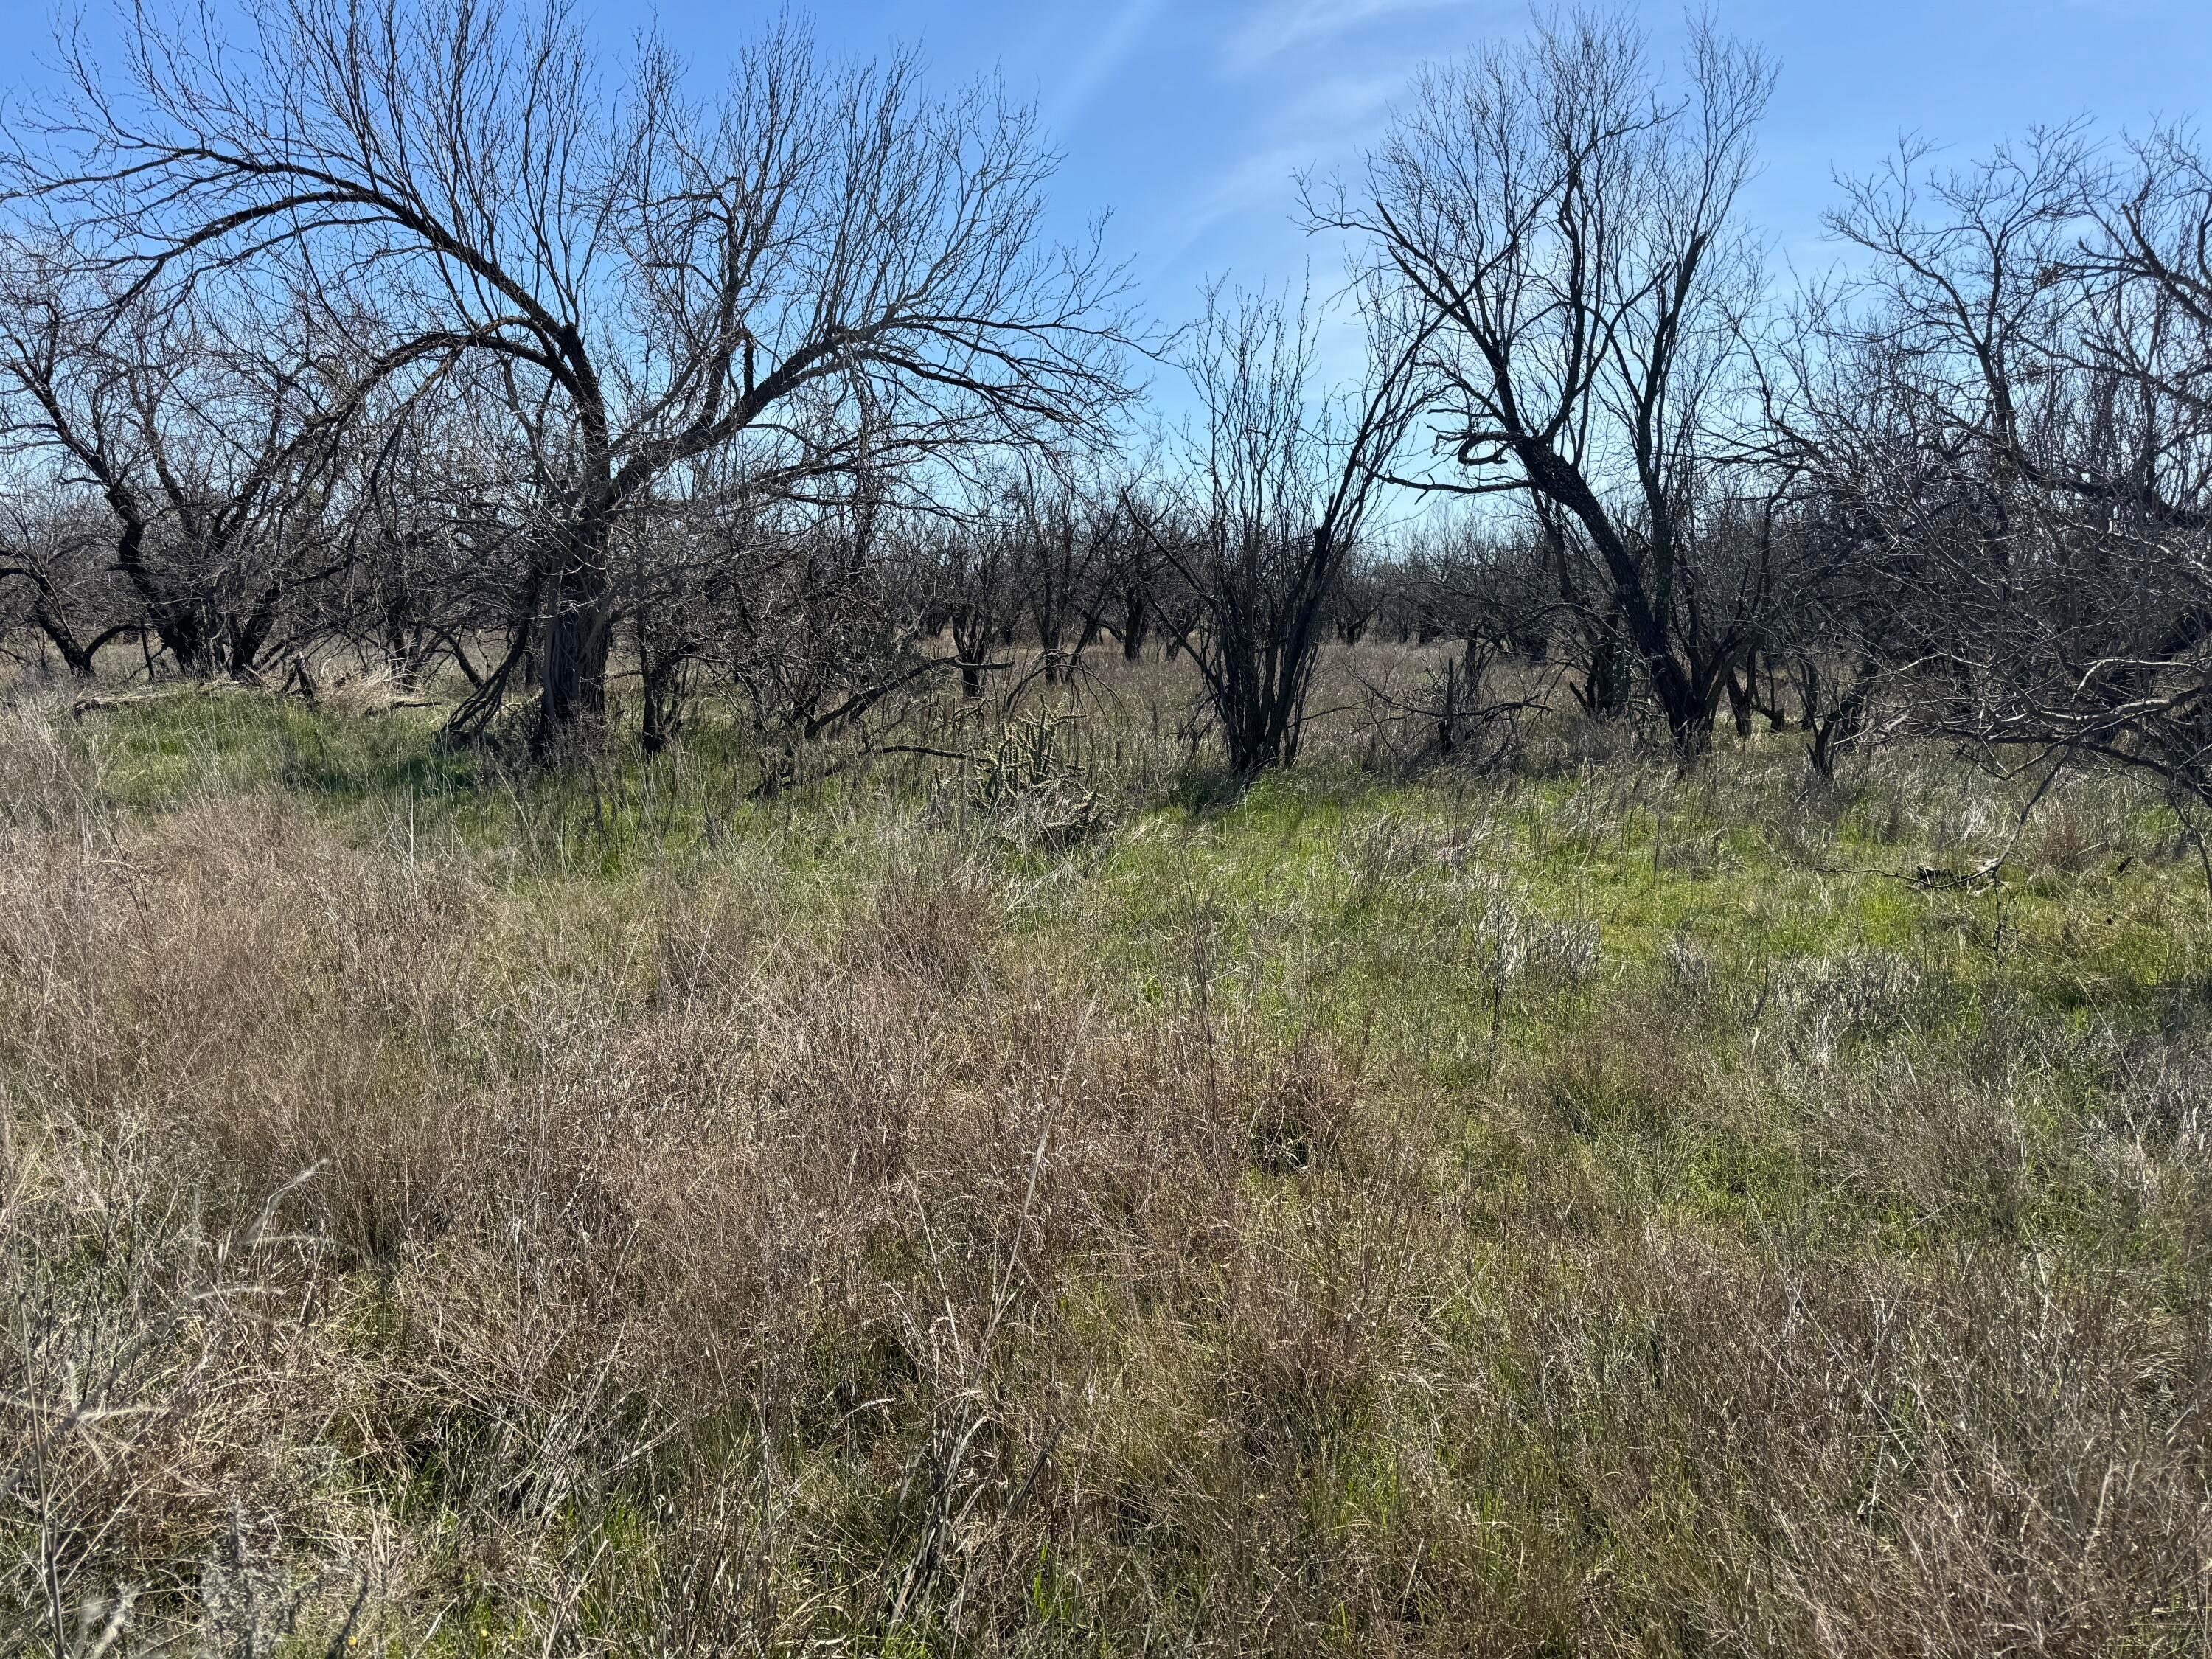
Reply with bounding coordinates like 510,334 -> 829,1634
1579,616 -> 1632,719
228,591 -> 285,683
53,632 -> 100,679
1725,666 -> 1755,740
535,524 -> 614,759
638,613 -> 685,757
1437,653 -> 1463,759
110,509 -> 212,675
951,608 -> 993,698
1806,661 -> 1876,779
1120,585 -> 1148,661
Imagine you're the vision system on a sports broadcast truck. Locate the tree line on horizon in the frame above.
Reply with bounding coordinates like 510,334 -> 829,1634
1,1 -> 2208,801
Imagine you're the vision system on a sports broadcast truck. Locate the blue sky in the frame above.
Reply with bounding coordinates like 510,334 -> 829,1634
653,0 -> 2212,322
8,0 -> 2210,338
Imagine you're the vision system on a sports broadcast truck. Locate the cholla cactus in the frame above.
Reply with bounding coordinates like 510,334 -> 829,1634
965,712 -> 1103,846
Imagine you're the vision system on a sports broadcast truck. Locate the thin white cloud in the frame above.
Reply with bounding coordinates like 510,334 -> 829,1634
1152,142 -> 1315,274
1046,0 -> 1174,132
1224,0 -> 1469,73
1150,70 -> 1399,275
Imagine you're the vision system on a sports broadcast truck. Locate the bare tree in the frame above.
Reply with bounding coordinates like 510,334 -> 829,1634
6,0 -> 1133,751
0,494 -> 136,677
1004,462 -> 1127,684
1148,283 -> 1422,773
923,498 -> 1018,700
1306,8 -> 1778,753
1772,123 -> 2212,802
0,242 -> 372,679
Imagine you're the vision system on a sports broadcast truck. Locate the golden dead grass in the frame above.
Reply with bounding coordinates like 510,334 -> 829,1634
2,689 -> 2209,1656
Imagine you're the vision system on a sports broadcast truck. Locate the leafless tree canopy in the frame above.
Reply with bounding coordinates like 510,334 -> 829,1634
4,0 -> 1135,748
1,0 -> 2211,807
1304,10 -> 1778,753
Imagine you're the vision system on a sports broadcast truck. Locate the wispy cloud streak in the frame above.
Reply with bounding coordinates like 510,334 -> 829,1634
1223,0 -> 1469,72
1046,0 -> 1174,131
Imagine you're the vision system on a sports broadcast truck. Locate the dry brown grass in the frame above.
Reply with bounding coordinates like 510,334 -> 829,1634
2,682 -> 2209,1656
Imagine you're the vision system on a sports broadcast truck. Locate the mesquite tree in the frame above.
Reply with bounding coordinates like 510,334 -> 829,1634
1152,284 -> 1422,772
1307,9 -> 1778,753
5,0 -> 1133,751
0,241 -> 378,678
1772,125 -> 2212,802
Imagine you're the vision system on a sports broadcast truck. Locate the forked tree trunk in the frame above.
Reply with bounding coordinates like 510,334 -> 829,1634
1120,585 -> 1148,661
1725,666 -> 1755,739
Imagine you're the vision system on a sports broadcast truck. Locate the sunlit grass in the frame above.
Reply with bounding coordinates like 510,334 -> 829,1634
9,672 -> 2210,1654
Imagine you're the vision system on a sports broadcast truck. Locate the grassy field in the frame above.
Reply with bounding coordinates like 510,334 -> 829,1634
5,655 -> 2211,1655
